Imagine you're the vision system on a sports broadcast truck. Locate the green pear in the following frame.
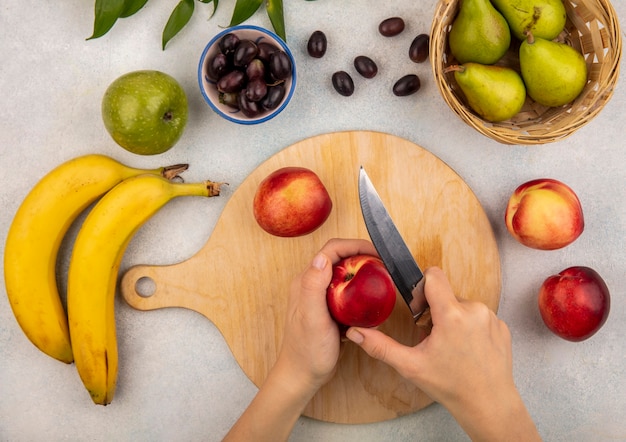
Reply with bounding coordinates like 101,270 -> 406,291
519,33 -> 587,107
491,0 -> 567,41
449,63 -> 526,122
449,0 -> 511,65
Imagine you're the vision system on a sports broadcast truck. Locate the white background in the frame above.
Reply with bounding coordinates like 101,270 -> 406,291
1,1 -> 624,440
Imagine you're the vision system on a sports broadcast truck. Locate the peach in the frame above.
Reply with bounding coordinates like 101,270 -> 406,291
326,255 -> 397,328
539,266 -> 610,341
253,167 -> 332,237
505,178 -> 584,250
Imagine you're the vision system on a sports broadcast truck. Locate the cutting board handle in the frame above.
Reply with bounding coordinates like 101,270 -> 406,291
120,264 -> 199,313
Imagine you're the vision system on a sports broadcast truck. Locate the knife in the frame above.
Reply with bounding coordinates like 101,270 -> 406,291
358,167 -> 428,322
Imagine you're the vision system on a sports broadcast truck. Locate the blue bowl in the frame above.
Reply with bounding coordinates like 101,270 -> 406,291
198,25 -> 297,125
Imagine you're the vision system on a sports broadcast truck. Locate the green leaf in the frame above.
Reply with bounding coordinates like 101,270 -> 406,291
162,0 -> 195,50
266,0 -> 285,41
229,0 -> 263,27
120,0 -> 150,18
87,0 -> 126,40
199,0 -> 219,19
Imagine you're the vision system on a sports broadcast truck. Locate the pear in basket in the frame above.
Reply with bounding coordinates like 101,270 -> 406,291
491,0 -> 567,40
448,0 -> 511,65
446,63 -> 526,122
519,32 -> 588,107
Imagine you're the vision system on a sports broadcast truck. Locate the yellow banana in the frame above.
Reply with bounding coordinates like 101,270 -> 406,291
4,154 -> 188,364
67,174 -> 223,405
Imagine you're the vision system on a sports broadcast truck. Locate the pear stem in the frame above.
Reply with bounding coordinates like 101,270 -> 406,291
443,65 -> 465,74
525,31 -> 535,45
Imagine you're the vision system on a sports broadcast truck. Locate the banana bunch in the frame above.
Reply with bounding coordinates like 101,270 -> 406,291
4,154 -> 222,405
4,154 -> 188,364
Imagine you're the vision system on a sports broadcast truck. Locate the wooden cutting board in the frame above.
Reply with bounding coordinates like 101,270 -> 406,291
120,130 -> 501,424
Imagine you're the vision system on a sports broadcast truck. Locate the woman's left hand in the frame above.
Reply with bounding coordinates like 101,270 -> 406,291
276,238 -> 378,394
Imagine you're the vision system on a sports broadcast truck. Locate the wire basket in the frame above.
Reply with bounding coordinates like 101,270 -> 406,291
431,0 -> 622,145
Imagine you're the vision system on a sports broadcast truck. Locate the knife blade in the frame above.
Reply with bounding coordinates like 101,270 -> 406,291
358,167 -> 428,322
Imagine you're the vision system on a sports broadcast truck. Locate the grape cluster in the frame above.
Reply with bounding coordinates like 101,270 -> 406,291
206,32 -> 292,118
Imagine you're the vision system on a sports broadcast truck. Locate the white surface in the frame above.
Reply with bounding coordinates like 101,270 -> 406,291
1,1 -> 624,441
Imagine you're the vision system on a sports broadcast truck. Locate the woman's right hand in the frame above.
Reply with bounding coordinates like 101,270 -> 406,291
346,267 -> 541,441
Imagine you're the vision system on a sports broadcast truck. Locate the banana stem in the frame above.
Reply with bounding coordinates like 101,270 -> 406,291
160,163 -> 189,181
205,181 -> 226,197
170,180 -> 226,198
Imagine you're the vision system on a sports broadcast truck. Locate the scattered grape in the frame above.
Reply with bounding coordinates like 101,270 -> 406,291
393,74 -> 421,96
409,34 -> 430,63
379,17 -> 405,37
354,56 -> 378,79
307,31 -> 327,58
332,71 -> 355,96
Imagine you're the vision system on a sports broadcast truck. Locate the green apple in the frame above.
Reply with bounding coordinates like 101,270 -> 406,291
102,70 -> 188,155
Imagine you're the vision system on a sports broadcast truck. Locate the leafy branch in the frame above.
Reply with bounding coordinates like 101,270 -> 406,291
87,0 -> 288,50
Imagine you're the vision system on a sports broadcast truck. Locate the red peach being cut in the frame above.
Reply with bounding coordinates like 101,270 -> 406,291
326,255 -> 397,328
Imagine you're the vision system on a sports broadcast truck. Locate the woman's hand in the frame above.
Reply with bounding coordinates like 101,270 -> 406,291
223,238 -> 377,442
274,238 -> 378,395
346,267 -> 541,441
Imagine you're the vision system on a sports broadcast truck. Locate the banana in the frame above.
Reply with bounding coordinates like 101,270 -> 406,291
67,174 -> 223,405
4,154 -> 188,364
